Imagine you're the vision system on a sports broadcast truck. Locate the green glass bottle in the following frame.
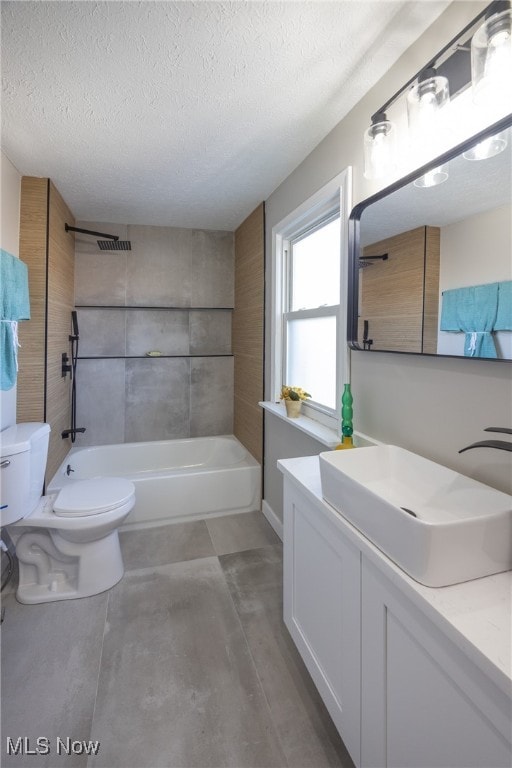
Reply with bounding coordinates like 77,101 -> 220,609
337,383 -> 354,449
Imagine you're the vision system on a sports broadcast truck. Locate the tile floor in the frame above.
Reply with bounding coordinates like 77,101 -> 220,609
1,511 -> 354,768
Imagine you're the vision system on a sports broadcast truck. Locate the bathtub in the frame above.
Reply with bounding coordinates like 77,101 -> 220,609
48,436 -> 261,529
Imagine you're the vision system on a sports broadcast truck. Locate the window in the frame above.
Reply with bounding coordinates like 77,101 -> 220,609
285,214 -> 340,411
271,169 -> 351,429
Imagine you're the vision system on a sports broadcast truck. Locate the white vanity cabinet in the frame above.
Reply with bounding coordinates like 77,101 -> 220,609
283,481 -> 361,765
361,558 -> 512,768
280,462 -> 512,768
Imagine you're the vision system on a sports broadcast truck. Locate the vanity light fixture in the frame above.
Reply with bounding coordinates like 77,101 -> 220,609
407,68 -> 450,187
471,0 -> 512,117
362,1 -> 510,182
467,0 -> 511,160
363,112 -> 396,180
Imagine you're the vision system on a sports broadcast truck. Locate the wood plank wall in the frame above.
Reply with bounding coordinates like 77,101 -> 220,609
233,203 -> 264,464
17,178 -> 48,423
359,226 -> 440,354
17,178 -> 75,482
422,226 -> 441,355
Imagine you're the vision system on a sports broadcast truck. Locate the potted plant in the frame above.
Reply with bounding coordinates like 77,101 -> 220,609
280,386 -> 311,418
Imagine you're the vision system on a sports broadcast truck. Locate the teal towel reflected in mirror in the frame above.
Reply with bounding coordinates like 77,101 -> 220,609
495,281 -> 512,331
441,282 -> 499,358
1,249 -> 31,390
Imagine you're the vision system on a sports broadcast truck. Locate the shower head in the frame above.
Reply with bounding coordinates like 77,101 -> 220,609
358,252 -> 388,269
97,239 -> 131,251
65,224 -> 131,251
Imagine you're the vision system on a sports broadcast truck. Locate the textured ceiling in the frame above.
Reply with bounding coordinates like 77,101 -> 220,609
2,1 -> 448,230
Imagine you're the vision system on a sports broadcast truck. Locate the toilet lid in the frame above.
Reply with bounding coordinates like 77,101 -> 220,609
54,478 -> 135,517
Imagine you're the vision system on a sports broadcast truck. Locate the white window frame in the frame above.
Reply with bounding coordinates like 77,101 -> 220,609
270,167 -> 352,433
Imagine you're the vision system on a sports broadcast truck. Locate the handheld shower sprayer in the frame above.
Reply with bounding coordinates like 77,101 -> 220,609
71,310 -> 79,340
62,310 -> 86,443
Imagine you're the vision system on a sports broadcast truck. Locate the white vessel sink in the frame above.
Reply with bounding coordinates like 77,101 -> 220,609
319,445 -> 512,587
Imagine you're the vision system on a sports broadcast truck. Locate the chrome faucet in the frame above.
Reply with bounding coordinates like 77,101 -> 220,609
459,427 -> 512,453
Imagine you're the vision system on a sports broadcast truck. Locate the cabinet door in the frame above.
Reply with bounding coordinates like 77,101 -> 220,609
283,481 -> 361,765
361,558 -> 512,768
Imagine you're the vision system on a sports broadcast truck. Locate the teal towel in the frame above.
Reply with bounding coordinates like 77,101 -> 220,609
440,283 -> 499,358
440,289 -> 460,331
1,249 -> 30,320
1,249 -> 31,390
495,280 -> 512,331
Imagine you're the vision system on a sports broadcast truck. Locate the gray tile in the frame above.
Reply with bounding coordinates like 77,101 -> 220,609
125,226 -> 195,307
75,358 -> 126,446
125,309 -> 189,356
189,310 -> 232,355
220,547 -> 355,768
206,511 -> 280,556
219,545 -> 284,602
189,229 -> 234,308
1,591 -> 108,768
119,520 -> 215,570
77,308 -> 126,357
88,558 -> 287,768
190,357 -> 234,437
125,358 -> 190,442
125,226 -> 234,309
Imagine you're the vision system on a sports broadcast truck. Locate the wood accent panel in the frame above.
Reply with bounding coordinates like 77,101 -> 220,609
359,226 -> 440,354
423,226 -> 440,355
17,177 -> 75,482
233,203 -> 264,464
17,177 -> 48,422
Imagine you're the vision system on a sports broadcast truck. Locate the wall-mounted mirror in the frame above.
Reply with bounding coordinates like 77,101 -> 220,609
348,115 -> 512,361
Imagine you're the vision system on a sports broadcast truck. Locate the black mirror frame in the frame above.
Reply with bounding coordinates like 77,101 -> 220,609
347,112 -> 512,361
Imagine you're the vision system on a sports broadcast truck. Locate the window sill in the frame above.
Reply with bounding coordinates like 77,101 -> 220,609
259,401 -> 339,448
260,401 -> 381,450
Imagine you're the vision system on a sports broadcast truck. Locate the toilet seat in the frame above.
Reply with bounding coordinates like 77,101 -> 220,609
54,478 -> 135,517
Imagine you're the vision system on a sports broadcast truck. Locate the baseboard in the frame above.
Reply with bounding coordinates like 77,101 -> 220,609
261,499 -> 283,541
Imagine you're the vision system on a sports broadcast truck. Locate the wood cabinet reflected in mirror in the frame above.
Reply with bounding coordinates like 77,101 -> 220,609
359,226 -> 439,354
349,115 -> 512,361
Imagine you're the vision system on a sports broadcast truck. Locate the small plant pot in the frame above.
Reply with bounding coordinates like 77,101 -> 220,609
285,400 -> 302,418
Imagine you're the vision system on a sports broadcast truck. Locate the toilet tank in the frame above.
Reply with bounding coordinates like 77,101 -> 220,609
0,423 -> 50,525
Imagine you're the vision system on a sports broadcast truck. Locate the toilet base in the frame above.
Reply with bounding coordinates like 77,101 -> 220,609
15,529 -> 125,604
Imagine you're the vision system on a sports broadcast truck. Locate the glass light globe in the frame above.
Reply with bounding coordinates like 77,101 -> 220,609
363,116 -> 396,180
472,7 -> 512,119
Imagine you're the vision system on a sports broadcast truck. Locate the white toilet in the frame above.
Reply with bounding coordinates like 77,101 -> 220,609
0,422 -> 135,604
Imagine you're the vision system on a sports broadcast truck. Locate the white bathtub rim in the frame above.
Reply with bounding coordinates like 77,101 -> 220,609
65,434 -> 253,460
49,434 -> 260,489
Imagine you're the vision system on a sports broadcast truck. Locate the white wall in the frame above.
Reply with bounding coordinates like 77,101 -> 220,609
438,205 -> 512,357
0,150 -> 22,430
264,1 -> 512,525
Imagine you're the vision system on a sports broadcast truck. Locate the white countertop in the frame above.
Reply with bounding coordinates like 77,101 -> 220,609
278,454 -> 512,698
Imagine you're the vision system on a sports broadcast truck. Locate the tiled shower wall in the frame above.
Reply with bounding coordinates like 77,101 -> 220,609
73,223 -> 234,446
